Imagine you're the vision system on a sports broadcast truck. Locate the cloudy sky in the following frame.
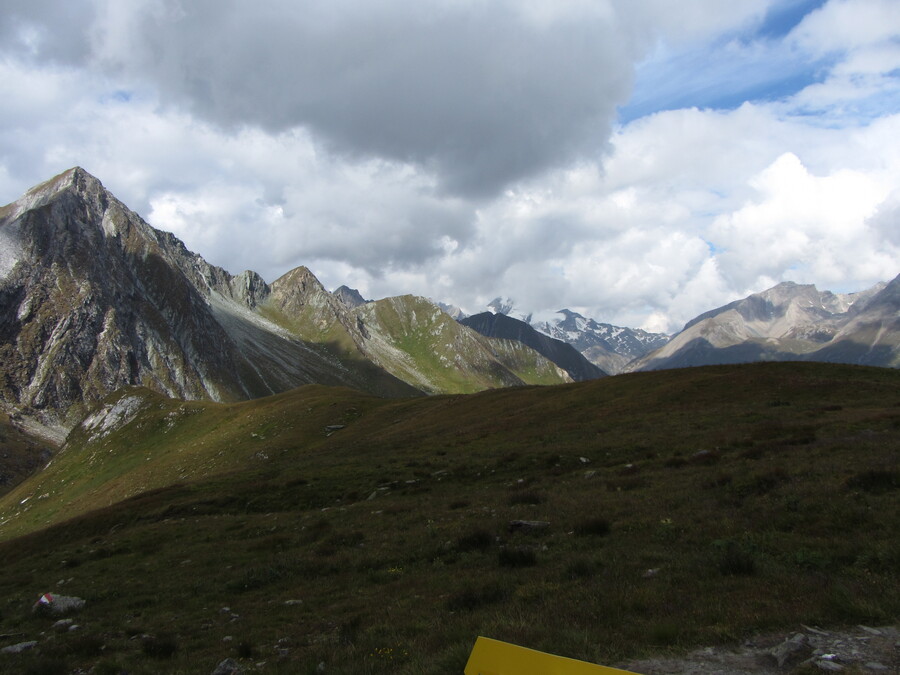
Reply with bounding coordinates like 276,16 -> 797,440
1,0 -> 899,332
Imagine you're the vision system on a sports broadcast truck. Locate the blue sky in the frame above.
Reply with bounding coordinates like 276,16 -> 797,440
0,0 -> 898,332
621,0 -> 832,122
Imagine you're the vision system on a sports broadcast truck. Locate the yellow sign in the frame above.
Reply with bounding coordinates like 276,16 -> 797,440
465,636 -> 640,675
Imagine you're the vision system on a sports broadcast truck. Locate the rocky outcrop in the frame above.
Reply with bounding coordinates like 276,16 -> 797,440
333,285 -> 369,308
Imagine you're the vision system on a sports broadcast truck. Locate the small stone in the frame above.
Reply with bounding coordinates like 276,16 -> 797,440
508,520 -> 550,534
769,633 -> 811,668
52,618 -> 74,632
815,660 -> 844,672
317,662 -> 326,673
211,657 -> 242,675
864,663 -> 889,671
642,568 -> 660,578
284,599 -> 303,606
1,641 -> 38,655
803,625 -> 831,636
858,626 -> 882,636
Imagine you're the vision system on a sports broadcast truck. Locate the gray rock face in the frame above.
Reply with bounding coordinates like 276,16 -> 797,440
332,285 -> 369,308
1,640 -> 37,654
768,632 -> 811,667
211,657 -> 243,675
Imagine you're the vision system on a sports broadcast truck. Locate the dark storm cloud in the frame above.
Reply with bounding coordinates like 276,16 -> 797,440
3,0 -> 637,198
0,0 -> 95,63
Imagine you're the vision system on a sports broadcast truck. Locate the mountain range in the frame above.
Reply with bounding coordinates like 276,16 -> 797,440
1,168 -> 898,445
475,301 -> 669,375
0,168 -> 570,443
629,278 -> 899,371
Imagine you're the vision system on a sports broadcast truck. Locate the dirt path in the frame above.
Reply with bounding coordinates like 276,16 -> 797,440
616,624 -> 899,674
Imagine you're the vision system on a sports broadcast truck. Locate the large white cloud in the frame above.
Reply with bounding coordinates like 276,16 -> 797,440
0,0 -> 898,336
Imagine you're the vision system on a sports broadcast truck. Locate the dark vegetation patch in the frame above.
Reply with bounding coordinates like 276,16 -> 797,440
573,517 -> 611,537
141,633 -> 178,659
498,546 -> 538,568
447,582 -> 508,611
845,468 -> 899,494
507,490 -> 544,506
454,528 -> 494,553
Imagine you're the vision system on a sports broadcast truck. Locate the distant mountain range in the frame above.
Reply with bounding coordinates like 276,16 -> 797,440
459,312 -> 606,381
1,168 -> 897,443
475,301 -> 669,375
456,277 -> 900,376
629,278 -> 899,371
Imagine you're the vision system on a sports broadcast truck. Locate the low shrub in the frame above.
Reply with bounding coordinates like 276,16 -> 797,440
507,491 -> 543,506
498,546 -> 537,568
237,640 -> 256,658
455,528 -> 494,553
142,632 -> 179,658
845,469 -> 899,494
715,540 -> 756,576
446,582 -> 507,611
564,558 -> 597,580
574,518 -> 611,537
24,657 -> 69,675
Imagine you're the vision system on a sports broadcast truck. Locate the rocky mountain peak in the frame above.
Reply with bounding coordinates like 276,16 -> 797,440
230,270 -> 270,308
333,285 -> 369,308
269,266 -> 332,310
7,168 -> 107,223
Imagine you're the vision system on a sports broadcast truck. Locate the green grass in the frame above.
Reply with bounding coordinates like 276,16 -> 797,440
0,362 -> 898,674
0,414 -> 54,498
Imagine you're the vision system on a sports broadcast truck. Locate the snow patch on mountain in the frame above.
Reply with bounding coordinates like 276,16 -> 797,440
487,297 -> 531,323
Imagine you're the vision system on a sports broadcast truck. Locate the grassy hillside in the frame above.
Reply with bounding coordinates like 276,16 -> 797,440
353,295 -> 570,393
0,414 -> 53,497
0,362 -> 897,674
